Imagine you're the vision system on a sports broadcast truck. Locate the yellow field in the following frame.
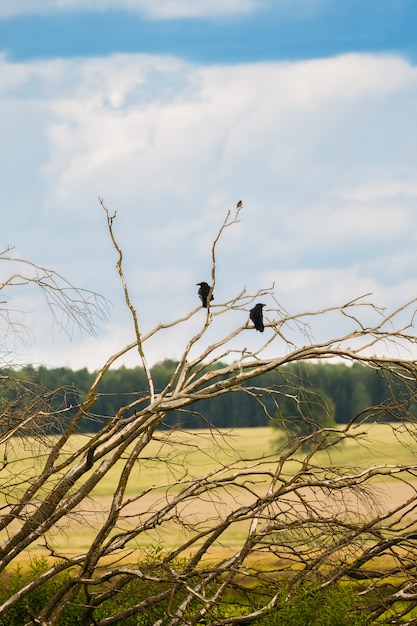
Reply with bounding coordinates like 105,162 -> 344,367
2,424 -> 417,561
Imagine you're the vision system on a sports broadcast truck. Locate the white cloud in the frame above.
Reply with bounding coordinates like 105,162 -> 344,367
339,180 -> 417,203
130,0 -> 257,19
0,0 -> 257,18
2,51 -> 417,368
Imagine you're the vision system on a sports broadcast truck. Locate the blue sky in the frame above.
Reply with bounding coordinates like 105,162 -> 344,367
1,2 -> 416,63
1,0 -> 417,370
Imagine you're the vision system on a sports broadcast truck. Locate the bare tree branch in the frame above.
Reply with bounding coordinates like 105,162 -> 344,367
1,202 -> 417,624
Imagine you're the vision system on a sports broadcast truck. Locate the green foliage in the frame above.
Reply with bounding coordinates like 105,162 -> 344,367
0,562 -> 374,626
1,359 -> 411,433
273,386 -> 338,451
253,584 -> 371,626
0,557 -> 79,626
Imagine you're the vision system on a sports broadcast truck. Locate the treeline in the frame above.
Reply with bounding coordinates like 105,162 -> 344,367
1,359 -> 413,433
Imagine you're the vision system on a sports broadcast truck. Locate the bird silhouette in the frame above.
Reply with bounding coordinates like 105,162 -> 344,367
249,303 -> 266,332
196,282 -> 214,308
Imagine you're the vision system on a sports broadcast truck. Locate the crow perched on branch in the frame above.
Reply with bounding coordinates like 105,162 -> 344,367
249,303 -> 266,332
196,282 -> 214,308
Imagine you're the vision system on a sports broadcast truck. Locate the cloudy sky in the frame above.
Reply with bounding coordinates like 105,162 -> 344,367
2,0 -> 417,371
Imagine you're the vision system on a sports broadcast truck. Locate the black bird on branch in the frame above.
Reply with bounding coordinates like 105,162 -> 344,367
250,303 -> 266,332
196,282 -> 214,308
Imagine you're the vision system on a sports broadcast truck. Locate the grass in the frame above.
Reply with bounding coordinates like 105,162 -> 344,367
1,423 -> 417,559
95,422 -> 417,495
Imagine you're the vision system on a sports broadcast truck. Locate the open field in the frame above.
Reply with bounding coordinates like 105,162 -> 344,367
1,424 -> 417,561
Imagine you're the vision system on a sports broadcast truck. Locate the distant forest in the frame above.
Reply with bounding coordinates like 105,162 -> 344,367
1,359 -> 414,433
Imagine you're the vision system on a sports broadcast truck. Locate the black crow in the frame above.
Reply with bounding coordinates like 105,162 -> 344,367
250,303 -> 266,332
196,282 -> 214,308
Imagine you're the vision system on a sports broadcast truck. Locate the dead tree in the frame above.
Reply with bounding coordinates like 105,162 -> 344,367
1,203 -> 417,625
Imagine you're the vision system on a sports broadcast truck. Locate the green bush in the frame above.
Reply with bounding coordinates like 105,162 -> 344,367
0,557 -> 81,626
253,584 -> 371,626
0,561 -> 373,626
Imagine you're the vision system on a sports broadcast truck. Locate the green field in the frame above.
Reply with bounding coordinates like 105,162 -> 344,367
1,423 -> 417,559
84,422 -> 417,496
